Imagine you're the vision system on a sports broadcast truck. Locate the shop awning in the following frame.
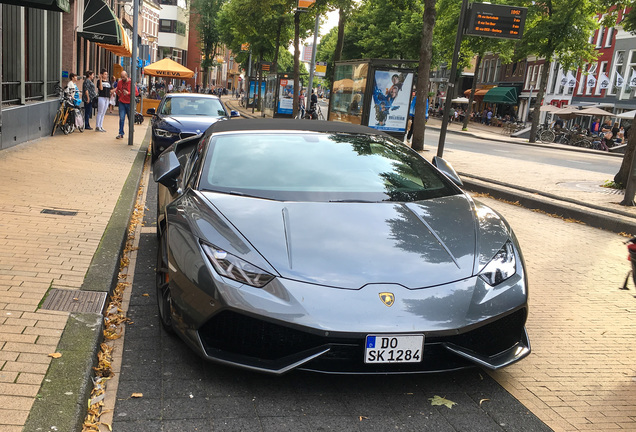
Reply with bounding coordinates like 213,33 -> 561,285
0,0 -> 70,12
143,58 -> 195,78
483,87 -> 518,104
79,0 -> 123,46
463,89 -> 489,97
96,20 -> 132,57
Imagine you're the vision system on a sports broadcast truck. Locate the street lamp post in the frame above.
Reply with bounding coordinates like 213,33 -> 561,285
128,0 -> 139,146
525,85 -> 534,125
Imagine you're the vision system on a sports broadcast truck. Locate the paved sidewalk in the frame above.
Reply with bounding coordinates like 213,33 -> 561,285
0,112 -> 148,431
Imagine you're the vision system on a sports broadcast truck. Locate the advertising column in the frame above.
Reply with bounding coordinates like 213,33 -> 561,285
367,70 -> 414,133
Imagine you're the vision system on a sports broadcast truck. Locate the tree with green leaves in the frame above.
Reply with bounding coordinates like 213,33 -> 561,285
514,0 -> 600,143
191,0 -> 226,89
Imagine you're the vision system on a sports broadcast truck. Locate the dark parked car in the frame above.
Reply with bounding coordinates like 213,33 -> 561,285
148,93 -> 239,162
153,119 -> 530,375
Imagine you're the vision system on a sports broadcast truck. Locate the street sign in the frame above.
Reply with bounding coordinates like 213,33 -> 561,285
298,0 -> 315,8
465,3 -> 527,40
315,62 -> 327,77
303,45 -> 313,63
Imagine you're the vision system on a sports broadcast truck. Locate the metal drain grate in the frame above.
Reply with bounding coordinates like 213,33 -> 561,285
41,208 -> 78,216
40,289 -> 107,314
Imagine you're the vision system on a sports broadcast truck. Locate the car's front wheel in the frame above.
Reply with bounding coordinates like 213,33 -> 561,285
156,230 -> 174,333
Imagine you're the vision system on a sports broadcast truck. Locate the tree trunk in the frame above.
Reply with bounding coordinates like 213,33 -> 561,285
334,6 -> 347,62
615,111 -> 636,188
529,60 -> 550,143
411,0 -> 436,152
293,11 -> 300,117
272,19 -> 282,74
462,54 -> 481,131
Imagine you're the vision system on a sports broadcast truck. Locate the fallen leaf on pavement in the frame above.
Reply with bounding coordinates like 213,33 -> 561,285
142,293 -> 149,297
48,353 -> 62,358
429,395 -> 457,409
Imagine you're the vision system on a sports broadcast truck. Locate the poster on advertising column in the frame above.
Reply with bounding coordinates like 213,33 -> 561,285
278,79 -> 294,115
368,70 -> 414,133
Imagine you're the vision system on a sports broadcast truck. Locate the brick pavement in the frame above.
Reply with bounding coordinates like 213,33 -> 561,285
0,112 -> 147,432
479,196 -> 634,432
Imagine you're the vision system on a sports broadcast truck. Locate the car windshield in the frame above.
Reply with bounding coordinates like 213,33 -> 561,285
160,97 -> 226,117
198,132 -> 460,202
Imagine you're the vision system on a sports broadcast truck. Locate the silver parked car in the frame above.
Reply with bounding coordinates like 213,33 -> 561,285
153,119 -> 530,374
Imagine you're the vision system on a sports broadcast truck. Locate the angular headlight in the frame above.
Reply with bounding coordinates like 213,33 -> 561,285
479,241 -> 516,286
201,242 -> 274,288
155,128 -> 178,138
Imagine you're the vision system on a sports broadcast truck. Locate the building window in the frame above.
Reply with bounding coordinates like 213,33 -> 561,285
159,19 -> 186,35
585,63 -> 597,95
609,50 -> 624,96
159,19 -> 172,32
576,66 -> 585,95
549,63 -> 560,94
595,61 -> 608,95
494,59 -> 501,82
596,26 -> 605,48
524,66 -> 533,90
605,27 -> 614,47
623,50 -> 636,100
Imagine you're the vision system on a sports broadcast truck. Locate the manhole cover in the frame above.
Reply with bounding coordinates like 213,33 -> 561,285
557,181 -> 624,195
41,208 -> 78,216
40,289 -> 107,314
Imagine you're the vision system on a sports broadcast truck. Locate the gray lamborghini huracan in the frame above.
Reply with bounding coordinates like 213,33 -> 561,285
153,119 -> 530,375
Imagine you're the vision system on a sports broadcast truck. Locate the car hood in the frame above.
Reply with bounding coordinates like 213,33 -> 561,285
156,115 -> 225,133
198,193 -> 510,290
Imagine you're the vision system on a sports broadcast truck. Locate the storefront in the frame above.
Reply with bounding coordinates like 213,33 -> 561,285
1,1 -> 66,149
482,86 -> 519,120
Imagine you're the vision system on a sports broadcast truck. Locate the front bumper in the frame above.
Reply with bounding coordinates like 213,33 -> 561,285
193,307 -> 529,374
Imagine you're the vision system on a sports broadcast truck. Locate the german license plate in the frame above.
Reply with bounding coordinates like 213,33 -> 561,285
364,334 -> 423,363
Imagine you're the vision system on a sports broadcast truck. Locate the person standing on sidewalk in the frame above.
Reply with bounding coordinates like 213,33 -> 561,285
109,76 -> 117,113
83,71 -> 97,130
95,69 -> 111,132
115,71 -> 139,140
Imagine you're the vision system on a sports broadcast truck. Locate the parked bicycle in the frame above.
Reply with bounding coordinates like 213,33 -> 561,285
51,83 -> 84,136
303,103 -> 324,120
534,125 -> 555,143
501,121 -> 525,136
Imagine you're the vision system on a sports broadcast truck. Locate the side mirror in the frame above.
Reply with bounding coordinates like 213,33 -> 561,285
432,156 -> 463,187
230,110 -> 240,118
146,108 -> 156,115
153,151 -> 181,192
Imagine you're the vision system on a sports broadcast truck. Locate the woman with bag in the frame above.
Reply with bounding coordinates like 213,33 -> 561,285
83,70 -> 97,130
95,69 -> 111,132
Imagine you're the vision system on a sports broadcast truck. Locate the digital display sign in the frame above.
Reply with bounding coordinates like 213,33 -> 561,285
465,3 -> 527,40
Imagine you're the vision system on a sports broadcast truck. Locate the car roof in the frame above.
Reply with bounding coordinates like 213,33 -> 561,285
208,119 -> 391,136
165,93 -> 220,100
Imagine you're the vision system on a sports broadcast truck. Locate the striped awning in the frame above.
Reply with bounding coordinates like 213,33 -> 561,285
78,0 -> 131,57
